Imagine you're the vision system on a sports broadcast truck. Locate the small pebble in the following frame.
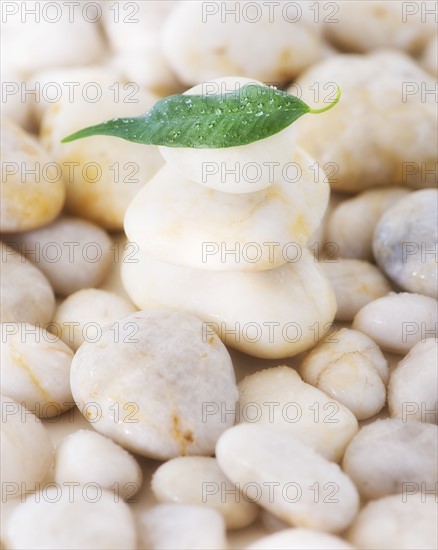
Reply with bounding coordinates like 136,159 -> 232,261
216,423 -> 360,533
388,339 -> 438,424
1,396 -> 53,496
151,456 -> 259,529
300,328 -> 388,420
342,418 -> 438,500
54,289 -> 137,351
4,488 -> 137,550
322,259 -> 392,321
348,493 -> 438,550
238,366 -> 358,461
247,528 -> 357,549
70,310 -> 238,459
0,323 -> 74,417
55,429 -> 142,500
373,189 -> 438,299
352,292 -> 438,354
6,217 -> 113,296
137,504 -> 227,550
326,187 -> 410,260
0,243 -> 55,326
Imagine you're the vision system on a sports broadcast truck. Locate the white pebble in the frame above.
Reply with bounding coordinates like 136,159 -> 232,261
301,328 -> 388,420
322,259 -> 392,321
352,292 -> 438,354
4,488 -> 136,550
54,289 -> 137,351
388,339 -> 438,424
1,396 -> 53,496
7,217 -> 113,296
122,248 -> 336,359
137,504 -> 227,550
348,493 -> 438,550
1,119 -> 65,232
216,424 -> 359,533
54,429 -> 142,500
342,419 -> 437,500
151,456 -> 259,529
70,310 -> 238,459
125,149 -> 329,270
326,187 -> 410,260
0,323 -> 73,417
247,528 -> 357,549
0,243 -> 55,326
238,366 -> 358,461
373,189 -> 438,299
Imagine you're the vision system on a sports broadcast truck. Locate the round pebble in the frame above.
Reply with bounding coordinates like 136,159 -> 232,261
0,243 -> 55,326
216,423 -> 360,533
54,289 -> 137,351
137,504 -> 227,550
54,429 -> 142,500
238,366 -> 358,461
322,259 -> 392,321
1,396 -> 53,496
373,189 -> 438,299
1,119 -> 65,233
0,323 -> 74,417
326,187 -> 410,260
4,488 -> 136,550
125,149 -> 329,270
247,528 -> 357,549
352,292 -> 438,354
70,310 -> 238,459
342,418 -> 438,500
122,248 -> 336,359
388,339 -> 438,424
151,456 -> 259,529
300,328 -> 388,420
348,493 -> 438,550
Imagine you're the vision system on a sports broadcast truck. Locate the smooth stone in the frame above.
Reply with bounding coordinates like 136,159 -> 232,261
300,328 -> 388,420
41,76 -> 163,230
55,429 -> 142,499
0,243 -> 55,326
54,289 -> 137,351
159,77 -> 298,193
0,323 -> 74,417
125,149 -> 329,271
70,310 -> 238,459
151,456 -> 259,529
162,5 -> 324,85
322,259 -> 392,321
6,217 -> 113,296
4,488 -> 136,550
1,396 -> 53,496
421,34 -> 438,78
388,339 -> 438,424
348,494 -> 438,550
237,366 -> 358,461
1,119 -> 65,232
121,248 -> 336,359
294,51 -> 437,191
373,189 -> 438,299
216,424 -> 360,533
137,504 -> 227,550
352,292 -> 438,354
247,528 -> 357,549
342,419 -> 438,500
326,187 -> 410,260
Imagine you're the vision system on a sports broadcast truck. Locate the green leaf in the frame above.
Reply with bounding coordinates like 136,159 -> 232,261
61,84 -> 340,149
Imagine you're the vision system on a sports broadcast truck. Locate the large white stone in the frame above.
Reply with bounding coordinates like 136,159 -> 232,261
247,528 -> 357,549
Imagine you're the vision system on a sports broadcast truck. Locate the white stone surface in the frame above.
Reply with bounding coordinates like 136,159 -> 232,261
70,310 -> 238,459
247,528 -> 357,549
216,424 -> 360,532
151,456 -> 259,529
342,419 -> 438,500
